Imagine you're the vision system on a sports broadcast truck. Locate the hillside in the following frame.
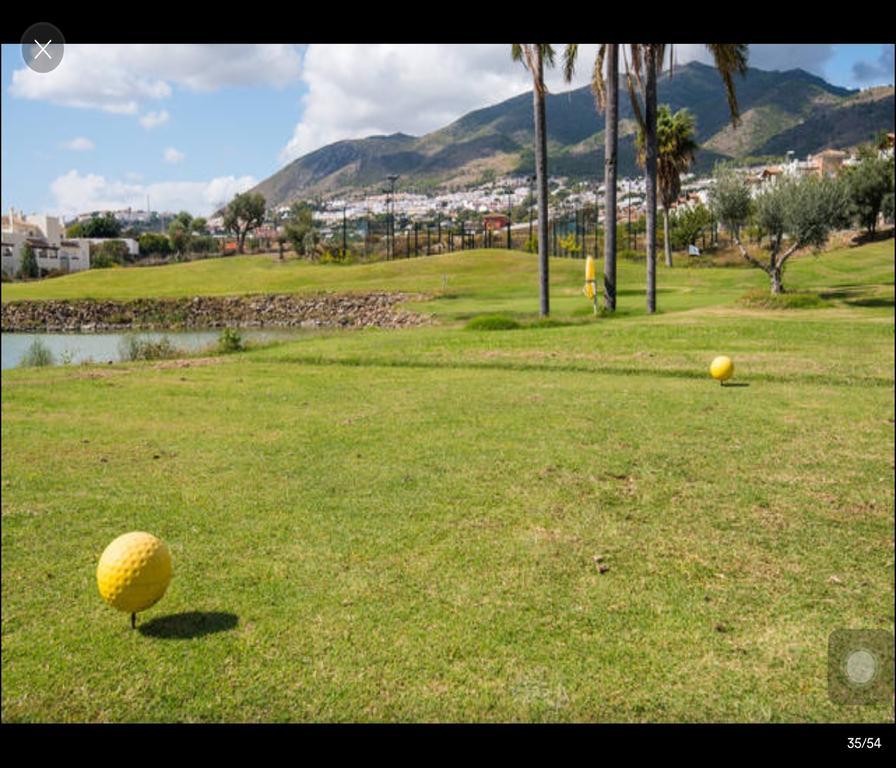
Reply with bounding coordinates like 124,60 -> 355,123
251,62 -> 894,206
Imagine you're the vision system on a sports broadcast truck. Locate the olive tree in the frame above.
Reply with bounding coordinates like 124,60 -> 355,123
710,168 -> 849,293
670,203 -> 713,251
223,192 -> 266,254
844,154 -> 895,235
284,202 -> 317,258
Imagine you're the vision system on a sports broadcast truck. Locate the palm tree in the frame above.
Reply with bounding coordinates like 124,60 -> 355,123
636,105 -> 698,268
623,44 -> 748,313
512,43 -> 556,317
563,44 -> 619,311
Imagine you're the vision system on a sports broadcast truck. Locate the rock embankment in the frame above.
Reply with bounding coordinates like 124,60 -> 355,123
1,293 -> 432,332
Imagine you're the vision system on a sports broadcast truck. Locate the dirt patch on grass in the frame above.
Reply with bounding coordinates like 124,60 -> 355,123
151,356 -> 226,370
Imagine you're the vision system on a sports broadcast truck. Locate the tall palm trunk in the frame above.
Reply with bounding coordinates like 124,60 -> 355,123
663,206 -> 672,267
533,49 -> 550,316
644,48 -> 658,314
603,44 -> 618,312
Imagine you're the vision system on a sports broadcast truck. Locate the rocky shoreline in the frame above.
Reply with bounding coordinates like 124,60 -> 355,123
1,292 -> 432,333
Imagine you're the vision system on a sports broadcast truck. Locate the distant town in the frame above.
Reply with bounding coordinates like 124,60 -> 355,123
3,137 -> 893,279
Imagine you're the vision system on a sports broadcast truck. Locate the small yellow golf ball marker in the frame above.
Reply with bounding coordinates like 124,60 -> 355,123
97,532 -> 172,617
710,355 -> 734,384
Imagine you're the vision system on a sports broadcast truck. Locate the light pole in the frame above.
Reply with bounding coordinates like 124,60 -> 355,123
385,174 -> 399,259
506,189 -> 513,250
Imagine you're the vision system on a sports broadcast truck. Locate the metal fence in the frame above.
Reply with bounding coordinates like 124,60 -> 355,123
318,205 -> 624,261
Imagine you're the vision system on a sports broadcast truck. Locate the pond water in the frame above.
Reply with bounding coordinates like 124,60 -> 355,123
1,329 -> 304,370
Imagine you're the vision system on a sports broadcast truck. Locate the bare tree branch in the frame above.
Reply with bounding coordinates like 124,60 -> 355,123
733,236 -> 771,273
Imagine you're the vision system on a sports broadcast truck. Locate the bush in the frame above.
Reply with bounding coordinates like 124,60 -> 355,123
218,328 -> 244,353
138,232 -> 171,258
190,235 -> 219,256
19,338 -> 55,367
465,314 -> 521,331
118,335 -> 181,361
91,240 -> 129,269
739,289 -> 829,309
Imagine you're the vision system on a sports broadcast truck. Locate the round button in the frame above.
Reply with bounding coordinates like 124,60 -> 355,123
845,648 -> 878,685
21,22 -> 65,74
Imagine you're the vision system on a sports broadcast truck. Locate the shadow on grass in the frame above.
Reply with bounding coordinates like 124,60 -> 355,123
138,611 -> 238,639
845,296 -> 894,308
721,382 -> 750,388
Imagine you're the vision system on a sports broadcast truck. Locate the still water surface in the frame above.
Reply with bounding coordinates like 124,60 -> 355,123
1,329 -> 303,370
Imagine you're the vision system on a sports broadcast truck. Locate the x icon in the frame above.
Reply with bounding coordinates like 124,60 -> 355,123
33,40 -> 52,60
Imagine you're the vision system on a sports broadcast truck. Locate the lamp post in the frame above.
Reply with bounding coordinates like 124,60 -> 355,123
385,174 -> 399,259
506,188 -> 513,250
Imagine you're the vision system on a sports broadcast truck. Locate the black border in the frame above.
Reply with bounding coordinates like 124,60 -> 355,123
1,722 -> 895,758
2,2 -> 893,751
2,7 -> 895,43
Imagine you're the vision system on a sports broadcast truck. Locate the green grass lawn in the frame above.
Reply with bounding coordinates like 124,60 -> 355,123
2,242 -> 894,722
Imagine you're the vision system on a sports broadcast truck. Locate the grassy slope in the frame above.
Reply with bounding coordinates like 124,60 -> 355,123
3,242 -> 893,321
2,242 -> 894,722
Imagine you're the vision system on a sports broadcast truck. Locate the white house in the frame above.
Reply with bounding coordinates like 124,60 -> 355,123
2,210 -> 91,277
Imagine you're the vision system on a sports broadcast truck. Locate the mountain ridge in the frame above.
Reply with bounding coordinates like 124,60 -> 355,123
250,62 -> 893,207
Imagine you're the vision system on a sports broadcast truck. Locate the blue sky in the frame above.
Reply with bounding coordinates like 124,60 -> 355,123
2,43 -> 892,218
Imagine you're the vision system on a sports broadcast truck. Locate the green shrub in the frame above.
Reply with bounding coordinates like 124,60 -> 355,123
19,338 -> 55,367
465,314 -> 521,331
91,240 -> 129,268
739,290 -> 829,309
118,335 -> 181,361
218,328 -> 244,353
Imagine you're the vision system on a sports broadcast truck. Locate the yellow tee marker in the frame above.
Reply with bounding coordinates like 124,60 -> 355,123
584,256 -> 597,312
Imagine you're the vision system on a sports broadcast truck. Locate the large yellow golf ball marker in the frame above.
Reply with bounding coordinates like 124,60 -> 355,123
97,532 -> 172,615
710,355 -> 734,384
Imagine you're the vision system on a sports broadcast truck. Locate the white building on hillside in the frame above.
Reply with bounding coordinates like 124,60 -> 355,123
2,209 -> 91,277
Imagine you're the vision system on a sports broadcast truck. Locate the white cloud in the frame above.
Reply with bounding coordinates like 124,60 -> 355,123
10,44 -> 302,116
279,44 -> 600,163
62,137 -> 94,151
164,147 -> 186,164
139,110 -> 171,129
667,43 -> 836,75
49,170 -> 257,217
852,46 -> 895,85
